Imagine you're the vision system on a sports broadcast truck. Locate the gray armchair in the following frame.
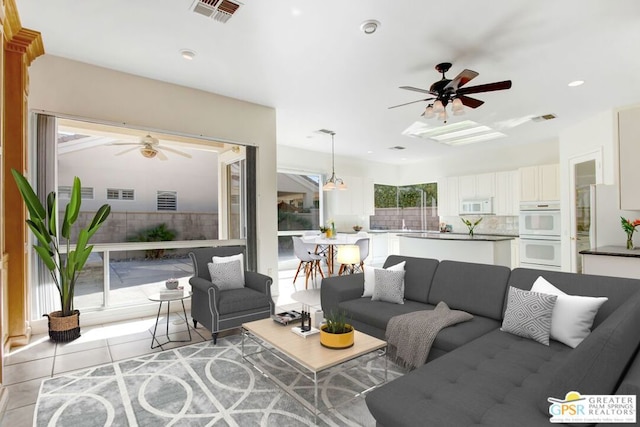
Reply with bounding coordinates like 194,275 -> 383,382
188,246 -> 274,344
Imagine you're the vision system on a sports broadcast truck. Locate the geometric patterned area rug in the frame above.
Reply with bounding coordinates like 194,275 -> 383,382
35,334 -> 403,426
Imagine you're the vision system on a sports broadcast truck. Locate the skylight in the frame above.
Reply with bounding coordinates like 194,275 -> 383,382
401,120 -> 507,146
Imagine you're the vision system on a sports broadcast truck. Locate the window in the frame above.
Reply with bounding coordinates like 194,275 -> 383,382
157,191 -> 177,211
276,171 -> 322,263
371,183 -> 438,231
59,185 -> 94,200
107,188 -> 135,200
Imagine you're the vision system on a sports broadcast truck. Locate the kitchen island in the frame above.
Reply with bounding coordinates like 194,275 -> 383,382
399,233 -> 516,267
580,246 -> 640,279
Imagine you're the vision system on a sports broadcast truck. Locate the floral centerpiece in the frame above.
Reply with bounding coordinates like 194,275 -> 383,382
620,217 -> 640,250
325,219 -> 336,238
461,217 -> 482,237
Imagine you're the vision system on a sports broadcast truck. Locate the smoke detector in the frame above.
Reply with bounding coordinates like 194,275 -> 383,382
190,0 -> 243,23
360,20 -> 381,35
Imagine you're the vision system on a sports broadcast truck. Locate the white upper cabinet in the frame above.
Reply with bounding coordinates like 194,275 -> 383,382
331,175 -> 374,216
495,170 -> 520,215
618,107 -> 640,210
437,176 -> 459,217
458,173 -> 495,200
519,164 -> 560,202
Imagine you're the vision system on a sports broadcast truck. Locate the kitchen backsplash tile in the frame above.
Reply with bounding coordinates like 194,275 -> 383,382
441,215 -> 519,236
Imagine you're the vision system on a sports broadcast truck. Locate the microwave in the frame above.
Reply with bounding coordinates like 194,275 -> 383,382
460,198 -> 493,215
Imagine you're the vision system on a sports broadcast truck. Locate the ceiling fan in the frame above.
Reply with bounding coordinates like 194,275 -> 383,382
110,134 -> 192,160
389,62 -> 512,120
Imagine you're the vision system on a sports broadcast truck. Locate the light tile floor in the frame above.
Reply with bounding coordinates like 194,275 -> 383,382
0,269 -> 314,426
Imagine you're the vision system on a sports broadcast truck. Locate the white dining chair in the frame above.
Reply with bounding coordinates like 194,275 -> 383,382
292,236 -> 325,289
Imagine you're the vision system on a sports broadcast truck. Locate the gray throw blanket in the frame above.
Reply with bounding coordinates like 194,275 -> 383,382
385,301 -> 473,370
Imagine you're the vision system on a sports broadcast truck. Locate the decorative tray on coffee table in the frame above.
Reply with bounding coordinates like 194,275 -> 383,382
272,310 -> 302,326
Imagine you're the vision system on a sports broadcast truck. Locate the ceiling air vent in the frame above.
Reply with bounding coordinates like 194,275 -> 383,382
531,114 -> 557,122
190,0 -> 242,23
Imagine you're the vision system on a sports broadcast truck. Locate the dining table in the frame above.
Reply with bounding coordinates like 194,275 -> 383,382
302,233 -> 362,276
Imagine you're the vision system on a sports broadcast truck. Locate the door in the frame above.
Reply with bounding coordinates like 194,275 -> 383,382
569,151 -> 603,273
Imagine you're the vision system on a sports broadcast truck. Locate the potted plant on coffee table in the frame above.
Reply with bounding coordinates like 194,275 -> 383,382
12,170 -> 111,342
320,310 -> 355,349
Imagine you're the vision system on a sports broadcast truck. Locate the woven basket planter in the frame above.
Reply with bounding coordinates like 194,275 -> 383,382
44,310 -> 81,342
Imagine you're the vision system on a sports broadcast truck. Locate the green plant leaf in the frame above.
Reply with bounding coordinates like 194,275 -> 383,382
47,192 -> 57,237
75,245 -> 94,271
26,220 -> 51,247
87,204 -> 111,238
34,245 -> 56,271
66,176 -> 82,225
11,169 -> 46,220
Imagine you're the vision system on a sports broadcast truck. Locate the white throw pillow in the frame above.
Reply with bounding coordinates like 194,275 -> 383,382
531,276 -> 608,348
362,261 -> 406,297
212,253 -> 245,283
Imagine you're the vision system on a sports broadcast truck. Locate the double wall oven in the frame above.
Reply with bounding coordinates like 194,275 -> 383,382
519,202 -> 561,271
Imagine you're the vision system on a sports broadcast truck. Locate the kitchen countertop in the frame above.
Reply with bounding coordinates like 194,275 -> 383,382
580,246 -> 640,258
398,232 -> 516,242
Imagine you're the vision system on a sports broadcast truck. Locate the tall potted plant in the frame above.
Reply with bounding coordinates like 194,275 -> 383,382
12,169 -> 111,342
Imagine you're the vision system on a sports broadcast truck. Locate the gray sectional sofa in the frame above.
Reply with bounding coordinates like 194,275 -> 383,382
320,255 -> 640,427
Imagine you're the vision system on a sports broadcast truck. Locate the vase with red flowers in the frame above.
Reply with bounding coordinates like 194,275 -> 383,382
620,217 -> 640,250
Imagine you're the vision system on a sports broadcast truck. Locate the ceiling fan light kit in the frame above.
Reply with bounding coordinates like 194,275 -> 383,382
112,134 -> 192,160
391,62 -> 512,124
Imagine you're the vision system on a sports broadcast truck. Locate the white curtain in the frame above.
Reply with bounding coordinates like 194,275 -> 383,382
32,113 -> 59,317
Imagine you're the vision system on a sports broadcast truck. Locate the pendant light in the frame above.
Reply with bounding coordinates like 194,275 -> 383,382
322,131 -> 347,191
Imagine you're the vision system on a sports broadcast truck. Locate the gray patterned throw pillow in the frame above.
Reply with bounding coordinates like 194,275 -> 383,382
372,269 -> 406,304
207,260 -> 244,290
501,286 -> 557,345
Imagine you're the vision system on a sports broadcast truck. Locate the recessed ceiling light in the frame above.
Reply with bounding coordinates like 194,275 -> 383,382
568,80 -> 584,87
367,150 -> 373,154
360,20 -> 381,35
180,49 -> 196,60
291,8 -> 302,16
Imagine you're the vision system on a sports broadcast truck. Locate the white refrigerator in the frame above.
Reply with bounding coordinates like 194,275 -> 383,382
589,184 -> 639,248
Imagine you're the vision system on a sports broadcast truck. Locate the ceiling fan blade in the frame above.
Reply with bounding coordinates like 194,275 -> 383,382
156,150 -> 168,161
160,146 -> 192,158
399,86 -> 436,95
457,80 -> 512,95
444,69 -> 479,91
115,146 -> 139,156
108,142 -> 141,146
458,95 -> 485,109
388,98 -> 435,109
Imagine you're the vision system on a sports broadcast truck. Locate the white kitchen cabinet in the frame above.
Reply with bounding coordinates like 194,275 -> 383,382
618,107 -> 640,210
437,176 -> 459,216
331,175 -> 374,216
519,164 -> 560,202
511,238 -> 520,269
457,175 -> 476,200
495,170 -> 520,215
458,173 -> 495,200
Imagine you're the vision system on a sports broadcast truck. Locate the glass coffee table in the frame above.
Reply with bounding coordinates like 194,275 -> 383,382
147,288 -> 192,349
241,318 -> 387,421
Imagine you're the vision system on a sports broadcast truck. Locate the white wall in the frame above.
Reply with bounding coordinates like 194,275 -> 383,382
58,144 -> 218,213
28,55 -> 279,285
